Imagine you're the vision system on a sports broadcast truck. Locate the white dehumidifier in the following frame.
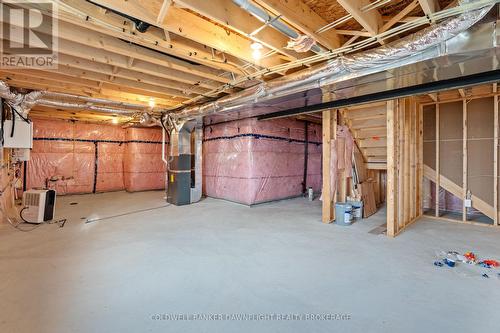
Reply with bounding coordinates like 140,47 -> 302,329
21,190 -> 56,223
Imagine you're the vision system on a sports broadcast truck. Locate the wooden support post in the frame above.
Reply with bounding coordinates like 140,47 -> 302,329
435,103 -> 440,217
398,99 -> 405,227
418,103 -> 424,217
404,99 -> 411,225
462,99 -> 468,222
338,110 -> 347,203
322,89 -> 336,223
494,94 -> 499,226
410,98 -> 417,220
386,99 -> 397,237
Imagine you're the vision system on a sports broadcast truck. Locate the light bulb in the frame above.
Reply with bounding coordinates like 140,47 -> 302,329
149,97 -> 155,108
111,117 -> 119,124
250,42 -> 263,60
252,49 -> 261,60
250,42 -> 262,50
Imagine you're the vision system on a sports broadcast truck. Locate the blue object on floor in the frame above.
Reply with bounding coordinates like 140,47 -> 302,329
479,262 -> 492,269
434,261 -> 444,267
443,258 -> 456,267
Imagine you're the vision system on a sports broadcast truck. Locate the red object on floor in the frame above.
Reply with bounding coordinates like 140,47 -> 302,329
482,260 -> 499,267
464,252 -> 476,261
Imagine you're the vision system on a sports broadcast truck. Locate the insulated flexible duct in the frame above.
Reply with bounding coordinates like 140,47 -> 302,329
172,0 -> 496,120
0,80 -> 164,121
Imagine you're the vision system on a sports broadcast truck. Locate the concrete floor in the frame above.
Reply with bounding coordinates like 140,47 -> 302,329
1,191 -> 500,333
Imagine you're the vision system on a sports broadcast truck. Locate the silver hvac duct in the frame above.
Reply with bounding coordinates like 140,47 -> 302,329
232,0 -> 324,53
0,80 -> 167,119
166,118 -> 202,205
42,91 -> 159,111
139,112 -> 161,126
36,99 -> 138,115
0,81 -> 43,117
172,0 -> 497,120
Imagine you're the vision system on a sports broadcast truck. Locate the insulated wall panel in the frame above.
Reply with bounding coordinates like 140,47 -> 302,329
96,142 -> 125,192
123,128 -> 166,192
203,118 -> 322,205
439,102 -> 463,186
468,97 -> 494,206
423,105 -> 436,169
27,119 -> 164,195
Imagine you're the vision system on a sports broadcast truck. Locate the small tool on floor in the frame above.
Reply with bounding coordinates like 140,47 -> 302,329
443,258 -> 456,267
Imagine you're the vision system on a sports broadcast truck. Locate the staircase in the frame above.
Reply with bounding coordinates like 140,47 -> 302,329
342,101 -> 387,170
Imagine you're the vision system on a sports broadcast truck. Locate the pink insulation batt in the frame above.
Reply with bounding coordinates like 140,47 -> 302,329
27,119 -> 165,195
28,119 -> 95,195
124,128 -> 166,192
203,118 -> 322,205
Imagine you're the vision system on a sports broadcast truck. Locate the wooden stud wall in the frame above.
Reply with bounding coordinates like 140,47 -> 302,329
322,88 -> 337,224
386,97 -> 423,237
422,84 -> 500,227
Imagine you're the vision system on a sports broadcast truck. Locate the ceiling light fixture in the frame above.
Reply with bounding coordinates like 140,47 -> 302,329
250,42 -> 263,60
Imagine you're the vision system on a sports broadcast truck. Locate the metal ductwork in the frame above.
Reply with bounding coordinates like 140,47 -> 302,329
42,91 -> 158,111
232,0 -> 324,54
139,113 -> 162,126
36,99 -> 138,115
0,81 -> 43,117
165,118 -> 202,206
0,80 -> 167,121
172,0 -> 498,121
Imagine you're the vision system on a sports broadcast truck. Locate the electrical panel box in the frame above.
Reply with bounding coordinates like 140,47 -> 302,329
2,120 -> 33,149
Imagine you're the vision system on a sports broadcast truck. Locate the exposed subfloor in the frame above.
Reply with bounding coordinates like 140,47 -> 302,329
1,191 -> 500,333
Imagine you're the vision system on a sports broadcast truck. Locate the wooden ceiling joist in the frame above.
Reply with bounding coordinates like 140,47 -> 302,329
156,0 -> 173,24
54,55 -> 212,95
382,15 -> 421,23
2,68 -> 197,100
1,0 -> 465,124
336,0 -> 383,36
380,0 -> 420,33
174,0 -> 307,61
4,14 -> 229,86
51,0 -> 246,76
0,72 -> 187,103
87,0 -> 287,69
30,106 -> 133,122
418,0 -> 440,15
335,30 -> 372,37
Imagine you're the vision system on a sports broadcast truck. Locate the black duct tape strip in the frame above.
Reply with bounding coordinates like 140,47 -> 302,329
33,137 -> 165,144
35,135 -> 320,146
93,142 -> 98,194
203,133 -> 321,146
32,138 -> 165,194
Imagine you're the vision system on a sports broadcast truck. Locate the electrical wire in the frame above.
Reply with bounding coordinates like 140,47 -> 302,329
1,203 -> 41,232
85,204 -> 171,224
